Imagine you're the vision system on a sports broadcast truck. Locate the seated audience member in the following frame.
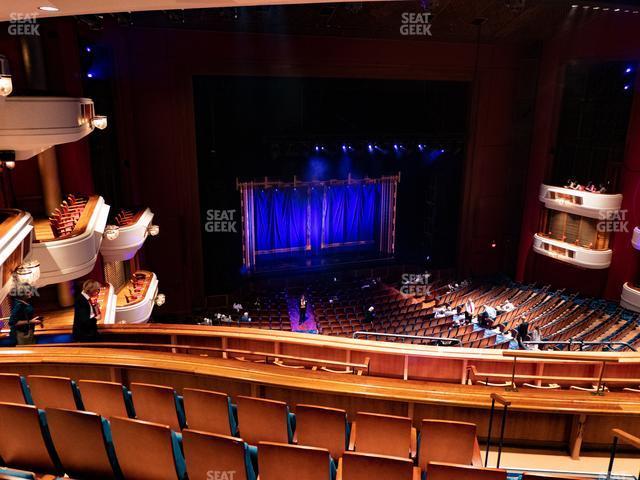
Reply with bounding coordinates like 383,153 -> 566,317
73,279 -> 103,342
516,316 -> 530,349
233,302 -> 243,312
529,325 -> 542,350
507,329 -> 520,349
495,324 -> 512,343
452,307 -> 465,326
434,303 -> 450,318
240,311 -> 252,322
598,183 -> 607,194
364,306 -> 375,323
498,300 -> 515,313
9,284 -> 43,345
465,298 -> 476,317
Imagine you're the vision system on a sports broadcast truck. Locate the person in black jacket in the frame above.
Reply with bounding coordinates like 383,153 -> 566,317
9,284 -> 42,345
73,279 -> 102,342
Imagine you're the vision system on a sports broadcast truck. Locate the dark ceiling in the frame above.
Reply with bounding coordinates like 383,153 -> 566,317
76,0 -> 640,43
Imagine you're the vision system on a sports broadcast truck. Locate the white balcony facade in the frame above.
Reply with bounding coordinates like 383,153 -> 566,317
0,97 -> 97,160
100,208 -> 155,262
533,233 -> 612,269
31,197 -> 110,287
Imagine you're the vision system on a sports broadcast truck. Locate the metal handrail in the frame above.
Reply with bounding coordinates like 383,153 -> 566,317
523,340 -> 637,352
352,331 -> 461,346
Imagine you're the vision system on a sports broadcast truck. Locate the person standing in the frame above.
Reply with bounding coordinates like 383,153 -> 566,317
299,294 -> 307,323
73,280 -> 102,342
9,285 -> 42,345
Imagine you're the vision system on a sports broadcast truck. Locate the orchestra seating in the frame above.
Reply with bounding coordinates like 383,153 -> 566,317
0,370 -> 597,479
220,276 -> 640,351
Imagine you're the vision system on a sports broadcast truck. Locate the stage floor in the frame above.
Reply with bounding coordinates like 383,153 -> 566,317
253,251 -> 395,275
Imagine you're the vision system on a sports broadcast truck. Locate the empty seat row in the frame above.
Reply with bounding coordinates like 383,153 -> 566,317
0,402 -> 584,480
0,374 -> 478,466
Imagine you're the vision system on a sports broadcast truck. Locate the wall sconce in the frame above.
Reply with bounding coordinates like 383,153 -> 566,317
104,224 -> 120,240
91,115 -> 108,130
155,293 -> 166,306
14,259 -> 41,285
147,224 -> 160,237
0,55 -> 12,97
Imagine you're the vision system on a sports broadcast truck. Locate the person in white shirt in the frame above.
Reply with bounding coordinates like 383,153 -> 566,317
499,300 -> 515,312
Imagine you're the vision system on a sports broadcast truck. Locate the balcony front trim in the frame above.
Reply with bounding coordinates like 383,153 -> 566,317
533,233 -> 612,269
539,184 -> 623,219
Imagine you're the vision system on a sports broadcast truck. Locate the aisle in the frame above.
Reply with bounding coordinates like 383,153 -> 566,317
287,296 -> 318,334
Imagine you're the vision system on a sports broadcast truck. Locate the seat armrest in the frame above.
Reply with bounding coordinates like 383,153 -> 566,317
412,466 -> 422,480
410,427 -> 417,459
472,437 -> 482,466
348,422 -> 357,451
336,458 -> 343,480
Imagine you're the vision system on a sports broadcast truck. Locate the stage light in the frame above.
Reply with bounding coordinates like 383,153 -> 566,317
368,144 -> 374,153
147,224 -> 160,236
104,225 -> 120,241
87,72 -> 94,78
490,240 -> 497,249
571,4 -> 578,7
625,66 -> 633,74
440,148 -> 446,153
624,84 -> 631,91
315,145 -> 320,152
155,293 -> 166,306
91,115 -> 108,130
592,6 -> 599,10
393,144 -> 399,151
342,144 -> 348,153
418,144 -> 425,151
4,161 -> 15,170
614,8 -> 620,11
38,5 -> 60,11
86,46 -> 92,53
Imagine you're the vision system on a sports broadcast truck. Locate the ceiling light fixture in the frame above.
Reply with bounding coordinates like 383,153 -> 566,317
38,5 -> 59,12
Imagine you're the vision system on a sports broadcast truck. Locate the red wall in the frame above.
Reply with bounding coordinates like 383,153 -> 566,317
516,13 -> 640,298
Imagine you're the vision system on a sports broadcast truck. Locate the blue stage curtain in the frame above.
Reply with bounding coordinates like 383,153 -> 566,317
323,184 -> 375,247
255,188 -> 307,253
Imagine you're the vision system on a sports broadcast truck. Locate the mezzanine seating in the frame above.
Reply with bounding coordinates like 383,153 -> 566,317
0,402 -> 63,476
110,416 -> 186,480
337,451 -> 419,480
295,404 -> 349,459
0,369 -> 598,480
349,412 -> 416,459
183,387 -> 237,436
129,382 -> 186,431
236,396 -> 295,445
426,462 -> 506,480
76,379 -> 135,419
27,375 -> 84,411
182,429 -> 256,480
258,441 -> 335,480
45,408 -> 121,480
0,373 -> 32,404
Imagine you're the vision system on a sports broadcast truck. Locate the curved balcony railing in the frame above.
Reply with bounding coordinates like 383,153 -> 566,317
0,96 -> 98,160
539,184 -> 622,219
533,233 -> 612,269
